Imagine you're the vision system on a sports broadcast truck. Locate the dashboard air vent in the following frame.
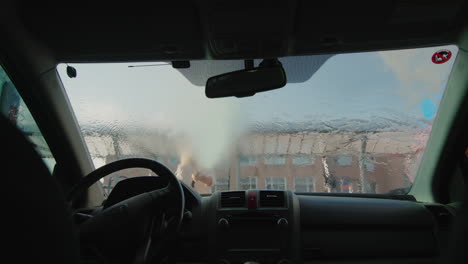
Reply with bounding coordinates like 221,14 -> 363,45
259,191 -> 285,207
220,191 -> 246,208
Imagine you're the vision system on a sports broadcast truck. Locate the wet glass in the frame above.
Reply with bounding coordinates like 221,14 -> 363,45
59,45 -> 458,195
1,65 -> 56,171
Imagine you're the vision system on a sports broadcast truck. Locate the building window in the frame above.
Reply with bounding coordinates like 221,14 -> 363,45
292,155 -> 315,166
240,176 -> 257,190
240,155 -> 257,166
364,159 -> 375,172
264,155 -> 286,165
215,177 -> 230,191
294,177 -> 315,192
265,177 -> 286,190
335,155 -> 352,166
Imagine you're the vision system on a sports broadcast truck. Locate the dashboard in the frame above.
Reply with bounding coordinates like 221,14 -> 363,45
175,182 -> 455,264
98,178 -> 455,264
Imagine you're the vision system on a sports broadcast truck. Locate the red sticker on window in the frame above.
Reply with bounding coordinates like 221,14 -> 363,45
432,50 -> 452,64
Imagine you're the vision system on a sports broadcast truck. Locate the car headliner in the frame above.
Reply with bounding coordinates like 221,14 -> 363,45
12,1 -> 468,62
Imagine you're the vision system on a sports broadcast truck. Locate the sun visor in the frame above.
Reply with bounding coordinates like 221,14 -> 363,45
176,54 -> 335,86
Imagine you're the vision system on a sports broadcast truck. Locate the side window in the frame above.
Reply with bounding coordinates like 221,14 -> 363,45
0,65 -> 56,171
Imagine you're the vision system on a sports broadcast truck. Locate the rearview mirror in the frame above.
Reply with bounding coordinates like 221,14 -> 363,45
205,60 -> 287,98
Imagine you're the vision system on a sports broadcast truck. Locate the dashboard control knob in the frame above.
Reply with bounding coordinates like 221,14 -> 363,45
277,218 -> 289,229
218,218 -> 230,229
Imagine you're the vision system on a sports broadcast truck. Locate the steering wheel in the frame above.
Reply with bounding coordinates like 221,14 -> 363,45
67,158 -> 185,264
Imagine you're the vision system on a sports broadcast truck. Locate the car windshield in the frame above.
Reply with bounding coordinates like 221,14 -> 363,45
59,46 -> 458,195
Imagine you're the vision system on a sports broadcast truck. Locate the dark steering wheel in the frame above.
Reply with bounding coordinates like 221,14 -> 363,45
67,158 -> 185,264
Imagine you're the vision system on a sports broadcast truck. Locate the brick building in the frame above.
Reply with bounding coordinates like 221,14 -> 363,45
88,129 -> 424,196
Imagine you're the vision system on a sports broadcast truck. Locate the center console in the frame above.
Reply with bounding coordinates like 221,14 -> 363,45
206,190 -> 300,264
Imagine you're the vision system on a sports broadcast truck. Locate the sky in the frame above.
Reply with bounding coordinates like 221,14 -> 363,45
58,45 -> 458,169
